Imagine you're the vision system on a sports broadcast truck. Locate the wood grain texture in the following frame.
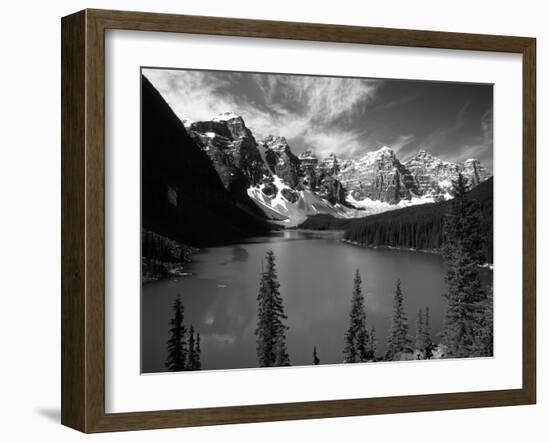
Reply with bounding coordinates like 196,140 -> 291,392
85,9 -> 107,433
522,38 -> 537,403
61,10 -> 86,432
60,8 -> 537,433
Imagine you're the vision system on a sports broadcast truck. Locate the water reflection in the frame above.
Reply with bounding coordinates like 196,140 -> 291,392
231,245 -> 248,262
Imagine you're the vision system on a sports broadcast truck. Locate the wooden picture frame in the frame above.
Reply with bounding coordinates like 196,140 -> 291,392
61,8 -> 536,433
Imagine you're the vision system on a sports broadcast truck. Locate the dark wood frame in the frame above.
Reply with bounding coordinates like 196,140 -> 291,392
61,8 -> 536,433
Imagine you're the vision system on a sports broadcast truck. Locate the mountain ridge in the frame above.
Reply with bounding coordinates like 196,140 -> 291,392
184,111 -> 492,226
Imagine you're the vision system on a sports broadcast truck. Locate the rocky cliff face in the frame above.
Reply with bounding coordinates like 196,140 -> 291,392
261,135 -> 302,188
404,150 -> 491,198
179,111 -> 491,226
187,113 -> 268,199
296,150 -> 347,204
462,158 -> 491,187
337,146 -> 419,204
298,150 -> 320,189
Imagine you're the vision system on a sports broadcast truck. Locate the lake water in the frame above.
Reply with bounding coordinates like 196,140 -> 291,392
142,230 -> 464,373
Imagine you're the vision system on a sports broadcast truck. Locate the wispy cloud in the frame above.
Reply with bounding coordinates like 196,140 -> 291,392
378,94 -> 417,110
389,134 -> 416,154
422,103 -> 470,152
454,108 -> 493,169
143,69 -> 493,166
143,69 -> 379,157
300,128 -> 369,158
143,69 -> 241,122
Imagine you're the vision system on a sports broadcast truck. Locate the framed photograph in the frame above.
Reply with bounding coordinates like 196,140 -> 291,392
61,9 -> 536,433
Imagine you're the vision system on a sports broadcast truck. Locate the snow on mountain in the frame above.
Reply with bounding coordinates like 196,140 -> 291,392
337,146 -> 419,204
213,111 -> 242,122
183,112 -> 491,227
404,149 -> 491,198
346,191 -> 451,213
181,117 -> 195,128
247,175 -> 363,226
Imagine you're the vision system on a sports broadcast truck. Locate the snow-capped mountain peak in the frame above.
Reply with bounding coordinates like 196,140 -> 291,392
376,145 -> 395,155
404,149 -> 490,197
213,111 -> 242,122
183,112 -> 491,227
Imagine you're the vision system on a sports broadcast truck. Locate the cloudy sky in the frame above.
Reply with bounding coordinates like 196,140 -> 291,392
143,68 -> 493,169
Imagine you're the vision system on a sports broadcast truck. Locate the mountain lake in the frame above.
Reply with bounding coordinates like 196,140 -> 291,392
141,229 -> 491,373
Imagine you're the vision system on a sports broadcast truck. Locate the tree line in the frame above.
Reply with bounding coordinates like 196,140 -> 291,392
343,177 -> 493,264
142,229 -> 196,282
165,295 -> 202,371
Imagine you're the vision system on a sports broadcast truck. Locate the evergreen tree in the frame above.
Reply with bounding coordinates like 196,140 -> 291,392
195,332 -> 202,370
441,173 -> 489,358
343,269 -> 371,362
255,251 -> 291,367
187,325 -> 198,370
415,307 -> 434,359
423,307 -> 434,359
313,346 -> 320,365
450,171 -> 469,198
473,287 -> 493,357
275,337 -> 291,367
366,326 -> 377,360
415,309 -> 425,359
255,268 -> 271,366
165,295 -> 187,371
385,279 -> 413,360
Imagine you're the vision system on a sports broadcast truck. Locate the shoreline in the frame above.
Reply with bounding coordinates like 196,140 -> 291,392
341,239 -> 494,270
341,238 -> 440,255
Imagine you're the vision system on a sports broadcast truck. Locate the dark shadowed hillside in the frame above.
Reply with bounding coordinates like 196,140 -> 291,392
141,75 -> 272,247
298,214 -> 355,230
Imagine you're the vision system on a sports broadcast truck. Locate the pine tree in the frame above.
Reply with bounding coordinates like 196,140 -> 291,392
385,279 -> 413,360
415,309 -> 425,359
187,325 -> 197,370
366,326 -> 377,360
415,307 -> 434,359
473,287 -> 493,357
165,295 -> 187,371
423,307 -> 434,359
255,267 -> 271,366
195,333 -> 202,370
313,346 -> 320,365
275,337 -> 291,367
343,269 -> 371,362
450,172 -> 469,198
441,173 -> 489,358
255,251 -> 291,367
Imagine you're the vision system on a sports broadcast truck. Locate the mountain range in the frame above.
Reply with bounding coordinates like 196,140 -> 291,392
184,111 -> 491,226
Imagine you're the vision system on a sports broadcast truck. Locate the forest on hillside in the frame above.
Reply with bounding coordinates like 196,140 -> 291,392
300,177 -> 493,263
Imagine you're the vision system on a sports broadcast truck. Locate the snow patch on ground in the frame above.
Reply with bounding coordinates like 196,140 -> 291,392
346,193 -> 440,212
247,175 -> 364,227
479,263 -> 494,271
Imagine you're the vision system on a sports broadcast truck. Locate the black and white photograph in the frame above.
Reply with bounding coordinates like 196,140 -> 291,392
141,68 -> 494,373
